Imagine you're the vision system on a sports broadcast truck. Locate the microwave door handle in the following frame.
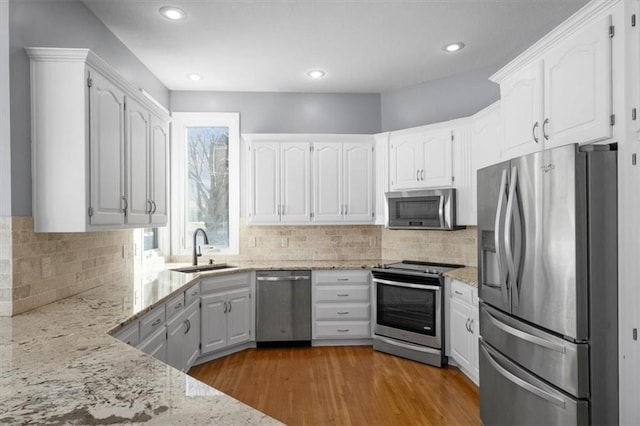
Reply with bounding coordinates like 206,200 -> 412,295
494,169 -> 509,305
505,166 -> 520,307
438,195 -> 445,228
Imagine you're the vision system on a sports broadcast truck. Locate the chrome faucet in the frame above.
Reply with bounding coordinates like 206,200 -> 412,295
192,228 -> 209,266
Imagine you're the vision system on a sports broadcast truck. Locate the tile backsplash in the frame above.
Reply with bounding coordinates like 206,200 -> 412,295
0,217 -> 133,316
380,226 -> 477,267
2,216 -> 477,317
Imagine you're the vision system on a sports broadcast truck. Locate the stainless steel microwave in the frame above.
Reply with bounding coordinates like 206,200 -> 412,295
386,189 -> 457,230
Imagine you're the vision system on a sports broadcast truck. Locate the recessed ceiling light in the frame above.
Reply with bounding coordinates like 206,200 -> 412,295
443,42 -> 465,53
187,74 -> 202,81
159,6 -> 187,21
307,70 -> 326,79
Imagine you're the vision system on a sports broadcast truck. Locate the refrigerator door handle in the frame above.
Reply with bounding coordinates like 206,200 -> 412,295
494,169 -> 509,303
480,344 -> 567,409
484,308 -> 567,354
505,166 -> 520,306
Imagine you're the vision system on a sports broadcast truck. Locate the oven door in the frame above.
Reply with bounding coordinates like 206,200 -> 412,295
373,277 -> 441,348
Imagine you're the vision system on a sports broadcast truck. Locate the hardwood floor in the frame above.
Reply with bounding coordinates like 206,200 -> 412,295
189,346 -> 480,425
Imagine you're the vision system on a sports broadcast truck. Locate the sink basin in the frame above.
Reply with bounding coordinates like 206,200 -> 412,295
171,264 -> 236,273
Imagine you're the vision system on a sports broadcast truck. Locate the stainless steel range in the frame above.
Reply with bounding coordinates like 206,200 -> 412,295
371,260 -> 461,367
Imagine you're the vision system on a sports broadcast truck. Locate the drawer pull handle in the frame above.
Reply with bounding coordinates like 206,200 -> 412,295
151,318 -> 161,327
337,278 -> 349,281
337,311 -> 349,315
337,293 -> 349,297
454,291 -> 464,296
126,341 -> 132,345
191,291 -> 198,296
337,329 -> 350,332
174,303 -> 183,309
184,319 -> 191,334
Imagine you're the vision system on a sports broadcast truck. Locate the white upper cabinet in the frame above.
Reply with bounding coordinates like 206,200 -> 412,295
249,141 -> 311,224
313,143 -> 343,222
543,15 -> 612,148
246,134 -> 374,225
125,97 -> 150,225
451,121 -> 475,226
501,63 -> 544,159
473,101 -> 502,172
150,114 -> 169,224
26,47 -> 170,232
389,127 -> 453,191
493,14 -> 613,160
89,70 -> 126,226
280,143 -> 312,222
249,142 -> 281,223
313,141 -> 374,223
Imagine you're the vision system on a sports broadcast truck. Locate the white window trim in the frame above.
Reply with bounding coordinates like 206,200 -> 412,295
170,112 -> 240,256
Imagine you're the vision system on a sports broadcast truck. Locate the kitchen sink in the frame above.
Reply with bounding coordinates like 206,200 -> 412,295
171,264 -> 237,273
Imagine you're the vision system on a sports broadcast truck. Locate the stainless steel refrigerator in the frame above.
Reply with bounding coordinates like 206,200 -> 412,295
477,143 -> 618,425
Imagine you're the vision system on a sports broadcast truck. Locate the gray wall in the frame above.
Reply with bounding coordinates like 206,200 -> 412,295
9,0 -> 169,216
381,64 -> 501,132
1,0 -> 10,217
171,91 -> 381,134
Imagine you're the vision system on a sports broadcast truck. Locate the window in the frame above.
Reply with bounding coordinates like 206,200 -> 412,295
171,113 -> 240,255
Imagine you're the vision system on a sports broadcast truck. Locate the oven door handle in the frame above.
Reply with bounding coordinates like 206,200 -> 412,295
372,278 -> 440,292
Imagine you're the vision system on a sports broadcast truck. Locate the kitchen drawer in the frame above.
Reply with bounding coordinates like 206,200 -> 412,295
165,292 -> 186,321
140,305 -> 166,341
113,321 -> 139,346
315,285 -> 370,303
315,303 -> 370,321
315,321 -> 371,339
314,270 -> 370,286
451,280 -> 474,305
201,272 -> 250,294
185,282 -> 201,307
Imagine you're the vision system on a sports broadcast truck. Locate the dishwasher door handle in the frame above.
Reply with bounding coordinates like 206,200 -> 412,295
257,276 -> 310,281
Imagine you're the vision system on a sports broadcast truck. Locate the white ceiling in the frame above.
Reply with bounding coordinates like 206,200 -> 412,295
83,0 -> 588,93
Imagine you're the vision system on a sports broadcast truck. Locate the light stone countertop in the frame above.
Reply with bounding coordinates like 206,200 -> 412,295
444,266 -> 478,287
0,259 -> 392,424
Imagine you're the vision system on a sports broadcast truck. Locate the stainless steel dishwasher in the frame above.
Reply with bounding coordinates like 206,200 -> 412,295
256,270 -> 311,345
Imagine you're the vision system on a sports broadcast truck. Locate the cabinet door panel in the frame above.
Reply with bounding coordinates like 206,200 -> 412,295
125,98 -> 149,224
389,135 -> 419,190
166,310 -> 187,370
450,298 -> 472,372
250,143 -> 280,223
421,130 -> 453,188
544,15 -> 611,148
184,301 -> 201,370
313,143 -> 343,222
281,143 -> 311,223
200,292 -> 228,354
227,288 -> 251,346
138,327 -> 167,363
150,115 -> 169,225
501,63 -> 543,160
343,143 -> 374,222
89,71 -> 125,225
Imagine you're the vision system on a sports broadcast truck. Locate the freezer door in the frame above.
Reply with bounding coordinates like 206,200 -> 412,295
480,303 -> 589,398
509,144 -> 588,340
477,161 -> 511,313
479,340 -> 589,426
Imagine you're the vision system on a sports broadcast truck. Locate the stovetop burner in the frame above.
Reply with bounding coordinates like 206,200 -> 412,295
373,260 -> 462,277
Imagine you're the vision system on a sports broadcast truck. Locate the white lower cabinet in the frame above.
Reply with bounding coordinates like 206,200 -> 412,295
166,300 -> 200,372
448,279 -> 479,385
312,270 -> 372,341
200,274 -> 252,356
138,327 -> 167,364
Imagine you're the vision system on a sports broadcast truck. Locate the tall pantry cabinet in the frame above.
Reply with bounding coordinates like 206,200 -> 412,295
26,47 -> 170,232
